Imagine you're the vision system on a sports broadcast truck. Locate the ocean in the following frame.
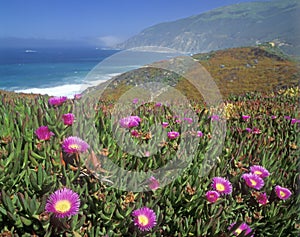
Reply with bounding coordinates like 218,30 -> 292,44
0,47 -> 181,98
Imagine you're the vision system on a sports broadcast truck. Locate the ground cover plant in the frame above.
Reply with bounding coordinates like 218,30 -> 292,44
0,85 -> 299,236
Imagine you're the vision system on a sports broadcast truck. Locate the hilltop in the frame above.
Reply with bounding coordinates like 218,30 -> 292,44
85,45 -> 299,101
118,0 -> 300,58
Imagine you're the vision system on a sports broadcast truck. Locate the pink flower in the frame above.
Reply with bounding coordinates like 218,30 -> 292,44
62,136 -> 89,154
197,131 -> 204,137
257,192 -> 268,205
148,176 -> 160,190
291,118 -> 300,125
210,115 -> 219,121
229,222 -> 253,237
251,127 -> 261,134
183,117 -> 193,124
62,113 -> 75,126
132,207 -> 157,231
35,126 -> 54,140
131,130 -> 140,137
250,165 -> 270,178
205,190 -> 220,203
242,173 -> 264,190
74,94 -> 82,100
242,115 -> 251,121
119,116 -> 141,129
167,131 -> 180,140
45,188 -> 80,218
48,96 -> 67,106
162,122 -> 169,128
132,98 -> 138,104
275,185 -> 292,200
211,177 -> 232,195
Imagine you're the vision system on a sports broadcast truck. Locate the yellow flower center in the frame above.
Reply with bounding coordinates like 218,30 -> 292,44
250,179 -> 257,186
69,144 -> 80,150
138,215 -> 149,226
254,171 -> 262,175
279,191 -> 286,197
216,183 -> 225,191
54,200 -> 71,213
235,227 -> 242,234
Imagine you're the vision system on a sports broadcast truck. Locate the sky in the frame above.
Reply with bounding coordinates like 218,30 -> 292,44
0,0 -> 270,47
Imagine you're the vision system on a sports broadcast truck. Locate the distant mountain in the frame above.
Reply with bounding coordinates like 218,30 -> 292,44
118,0 -> 300,57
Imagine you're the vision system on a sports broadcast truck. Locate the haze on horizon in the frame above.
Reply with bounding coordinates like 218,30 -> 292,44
0,0 -> 272,48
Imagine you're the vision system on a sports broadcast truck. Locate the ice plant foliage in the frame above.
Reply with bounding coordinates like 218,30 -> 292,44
62,136 -> 89,154
167,131 -> 180,140
205,191 -> 220,203
242,173 -> 264,190
275,185 -> 292,200
211,177 -> 232,195
45,188 -> 80,218
132,207 -> 157,231
250,165 -> 270,178
48,96 -> 67,106
35,126 -> 54,141
62,113 -> 75,125
119,116 -> 141,128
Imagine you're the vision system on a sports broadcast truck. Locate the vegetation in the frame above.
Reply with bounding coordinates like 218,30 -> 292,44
0,84 -> 299,236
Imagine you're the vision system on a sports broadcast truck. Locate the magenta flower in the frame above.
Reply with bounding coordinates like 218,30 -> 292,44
132,207 -> 157,231
48,96 -> 67,106
167,131 -> 180,140
162,122 -> 169,128
229,222 -> 253,236
35,126 -> 54,141
271,115 -> 277,119
119,116 -> 141,129
132,98 -> 138,104
275,185 -> 292,200
242,173 -> 264,190
284,115 -> 291,120
148,176 -> 160,191
62,113 -> 75,126
62,136 -> 89,154
184,117 -> 193,124
197,131 -> 204,137
257,192 -> 268,205
251,127 -> 261,134
131,130 -> 140,137
175,119 -> 182,124
245,128 -> 252,133
210,115 -> 219,121
250,165 -> 270,178
155,102 -> 162,107
45,188 -> 80,218
211,177 -> 232,195
242,115 -> 251,121
291,118 -> 300,125
205,190 -> 220,203
74,94 -> 82,100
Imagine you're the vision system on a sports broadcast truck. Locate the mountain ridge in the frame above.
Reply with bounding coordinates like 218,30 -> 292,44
117,0 -> 300,58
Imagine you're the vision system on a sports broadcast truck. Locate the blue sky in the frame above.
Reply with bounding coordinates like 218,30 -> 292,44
0,0 -> 269,47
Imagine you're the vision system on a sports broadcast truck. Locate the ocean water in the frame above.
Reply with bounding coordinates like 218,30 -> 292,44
0,47 -> 182,97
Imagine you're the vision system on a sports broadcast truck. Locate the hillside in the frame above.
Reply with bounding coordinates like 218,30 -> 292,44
86,45 -> 299,101
117,0 -> 300,58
